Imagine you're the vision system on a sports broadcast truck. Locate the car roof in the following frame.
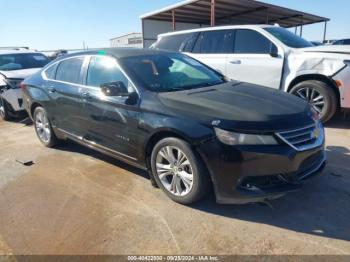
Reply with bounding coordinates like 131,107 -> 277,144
58,48 -> 174,60
158,24 -> 274,37
0,49 -> 42,55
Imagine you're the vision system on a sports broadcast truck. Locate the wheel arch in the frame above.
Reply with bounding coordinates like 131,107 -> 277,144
287,74 -> 341,108
144,129 -> 193,171
30,102 -> 43,119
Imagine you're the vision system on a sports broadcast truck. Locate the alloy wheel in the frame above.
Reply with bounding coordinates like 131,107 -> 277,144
295,87 -> 325,115
35,110 -> 51,143
156,146 -> 194,196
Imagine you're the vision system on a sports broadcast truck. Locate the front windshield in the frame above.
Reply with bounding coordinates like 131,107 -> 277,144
265,27 -> 314,48
0,53 -> 50,71
120,53 -> 225,92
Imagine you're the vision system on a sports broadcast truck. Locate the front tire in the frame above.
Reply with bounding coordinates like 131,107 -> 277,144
33,107 -> 59,147
0,97 -> 11,121
151,137 -> 210,205
290,80 -> 337,123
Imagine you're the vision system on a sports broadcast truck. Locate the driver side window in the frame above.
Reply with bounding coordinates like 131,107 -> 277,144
87,56 -> 133,92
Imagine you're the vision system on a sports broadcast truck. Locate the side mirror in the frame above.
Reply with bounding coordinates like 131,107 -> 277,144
100,81 -> 129,97
270,44 -> 279,58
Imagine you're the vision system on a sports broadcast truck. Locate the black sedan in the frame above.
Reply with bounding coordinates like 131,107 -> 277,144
22,48 -> 326,205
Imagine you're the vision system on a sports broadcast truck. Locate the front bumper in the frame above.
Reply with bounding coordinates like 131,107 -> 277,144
197,138 -> 326,204
333,65 -> 350,108
1,88 -> 25,112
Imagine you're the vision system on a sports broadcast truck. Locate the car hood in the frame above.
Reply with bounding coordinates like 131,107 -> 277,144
0,68 -> 41,79
158,82 -> 313,133
300,45 -> 350,55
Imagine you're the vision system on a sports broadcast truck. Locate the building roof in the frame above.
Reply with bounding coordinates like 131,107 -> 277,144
110,32 -> 142,41
140,0 -> 329,28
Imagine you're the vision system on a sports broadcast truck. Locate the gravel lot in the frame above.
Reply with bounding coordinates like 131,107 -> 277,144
0,114 -> 349,255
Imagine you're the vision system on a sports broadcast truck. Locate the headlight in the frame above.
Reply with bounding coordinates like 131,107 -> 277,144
4,78 -> 23,89
214,128 -> 278,145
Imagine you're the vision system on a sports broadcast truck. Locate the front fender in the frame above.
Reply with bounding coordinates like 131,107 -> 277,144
142,113 -> 213,141
282,52 -> 346,91
139,112 -> 214,163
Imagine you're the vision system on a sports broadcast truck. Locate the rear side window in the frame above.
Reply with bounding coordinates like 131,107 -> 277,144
56,57 -> 84,84
154,33 -> 193,52
234,29 -> 274,54
44,63 -> 58,79
192,30 -> 233,54
87,56 -> 131,91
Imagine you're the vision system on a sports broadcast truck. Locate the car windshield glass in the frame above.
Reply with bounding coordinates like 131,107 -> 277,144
0,53 -> 49,71
120,53 -> 225,92
265,27 -> 314,48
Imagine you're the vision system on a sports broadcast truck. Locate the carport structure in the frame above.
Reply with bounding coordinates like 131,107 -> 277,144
141,0 -> 329,47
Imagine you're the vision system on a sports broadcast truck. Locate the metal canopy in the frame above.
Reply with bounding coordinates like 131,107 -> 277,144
140,0 -> 329,28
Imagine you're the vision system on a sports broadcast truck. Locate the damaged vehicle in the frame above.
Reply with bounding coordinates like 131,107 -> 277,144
22,49 -> 326,205
0,50 -> 49,120
152,25 -> 350,122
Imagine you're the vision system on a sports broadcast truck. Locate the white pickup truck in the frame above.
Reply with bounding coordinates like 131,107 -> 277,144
152,25 -> 350,122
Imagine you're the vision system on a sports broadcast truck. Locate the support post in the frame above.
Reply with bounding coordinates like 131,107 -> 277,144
295,26 -> 297,34
172,10 -> 176,31
210,0 -> 215,27
300,16 -> 303,37
265,9 -> 269,24
323,20 -> 328,43
141,19 -> 145,48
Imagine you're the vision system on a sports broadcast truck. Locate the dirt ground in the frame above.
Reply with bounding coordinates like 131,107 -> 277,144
0,114 -> 349,255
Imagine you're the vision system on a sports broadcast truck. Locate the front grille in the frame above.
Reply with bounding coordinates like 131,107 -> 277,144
276,123 -> 324,151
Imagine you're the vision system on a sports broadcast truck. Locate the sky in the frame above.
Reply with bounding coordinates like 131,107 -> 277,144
1,0 -> 349,50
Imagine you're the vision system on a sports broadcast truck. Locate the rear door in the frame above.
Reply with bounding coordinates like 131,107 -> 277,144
188,30 -> 232,76
49,56 -> 86,136
225,29 -> 284,89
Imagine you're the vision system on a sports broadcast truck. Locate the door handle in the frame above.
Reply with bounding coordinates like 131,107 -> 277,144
81,92 -> 92,100
230,60 -> 242,64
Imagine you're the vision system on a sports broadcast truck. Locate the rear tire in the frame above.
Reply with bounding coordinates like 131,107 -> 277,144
290,80 -> 337,123
151,137 -> 211,205
33,107 -> 60,147
0,97 -> 11,121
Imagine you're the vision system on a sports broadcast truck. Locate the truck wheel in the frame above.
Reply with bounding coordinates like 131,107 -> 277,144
0,97 -> 11,121
290,80 -> 337,123
151,137 -> 211,205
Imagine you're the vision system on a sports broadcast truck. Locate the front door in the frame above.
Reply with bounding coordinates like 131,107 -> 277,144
80,55 -> 140,160
225,29 -> 284,89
